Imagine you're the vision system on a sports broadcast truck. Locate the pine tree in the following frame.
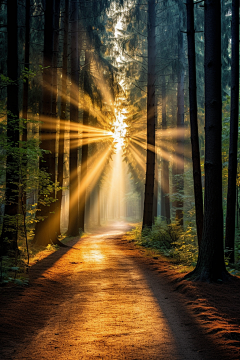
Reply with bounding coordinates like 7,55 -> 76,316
0,0 -> 19,255
142,0 -> 156,228
225,0 -> 239,263
34,0 -> 58,245
68,0 -> 79,236
186,0 -> 230,282
186,0 -> 203,246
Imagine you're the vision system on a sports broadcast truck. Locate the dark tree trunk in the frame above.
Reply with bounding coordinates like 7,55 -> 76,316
153,152 -> 158,220
175,30 -> 185,226
51,0 -> 61,237
142,0 -> 156,228
79,50 -> 90,232
186,0 -> 203,247
34,0 -> 58,246
22,0 -> 30,142
68,0 -> 79,236
187,0 -> 230,282
0,0 -> 19,255
57,0 -> 69,238
225,0 -> 239,263
20,0 -> 31,227
160,75 -> 170,223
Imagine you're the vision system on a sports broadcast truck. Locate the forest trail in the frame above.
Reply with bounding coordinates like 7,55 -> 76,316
0,223 -> 239,360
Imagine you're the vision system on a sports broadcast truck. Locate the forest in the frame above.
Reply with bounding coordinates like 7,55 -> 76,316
0,0 -> 240,284
1,0 -> 240,358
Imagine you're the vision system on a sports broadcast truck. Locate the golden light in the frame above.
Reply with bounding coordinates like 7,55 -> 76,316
111,110 -> 128,152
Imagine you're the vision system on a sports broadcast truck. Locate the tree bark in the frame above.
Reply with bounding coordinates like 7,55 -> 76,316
57,0 -> 69,238
186,0 -> 203,247
79,50 -> 90,232
34,0 -> 58,246
68,0 -> 79,236
142,0 -> 156,228
225,0 -> 239,264
51,0 -> 61,237
175,30 -> 185,226
0,0 -> 19,255
160,75 -> 170,223
153,151 -> 158,220
22,0 -> 30,142
186,0 -> 230,282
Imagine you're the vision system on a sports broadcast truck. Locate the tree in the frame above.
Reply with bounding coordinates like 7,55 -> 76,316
68,0 -> 79,236
174,25 -> 185,226
0,0 -> 19,255
78,50 -> 90,232
225,0 -> 239,264
52,0 -> 61,237
57,0 -> 69,236
22,0 -> 30,143
187,0 -> 230,282
160,75 -> 170,223
186,0 -> 203,247
34,0 -> 58,245
142,0 -> 156,228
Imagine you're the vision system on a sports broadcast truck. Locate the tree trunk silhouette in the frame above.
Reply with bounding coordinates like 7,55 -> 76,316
225,0 -> 239,263
57,0 -> 69,238
142,0 -> 156,228
0,0 -> 19,255
186,0 -> 230,282
22,0 -> 30,143
34,0 -> 58,246
79,50 -> 90,232
186,0 -> 203,247
175,30 -> 185,226
160,75 -> 170,223
51,0 -> 61,237
68,0 -> 79,236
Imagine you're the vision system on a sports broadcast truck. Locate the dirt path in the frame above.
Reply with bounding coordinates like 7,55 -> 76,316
0,225 -> 239,359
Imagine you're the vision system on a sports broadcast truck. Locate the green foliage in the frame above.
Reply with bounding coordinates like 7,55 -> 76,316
46,243 -> 59,251
0,90 -> 60,256
0,255 -> 29,286
131,217 -> 198,266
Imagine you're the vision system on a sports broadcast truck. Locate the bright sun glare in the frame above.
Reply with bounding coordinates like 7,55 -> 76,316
111,111 -> 128,152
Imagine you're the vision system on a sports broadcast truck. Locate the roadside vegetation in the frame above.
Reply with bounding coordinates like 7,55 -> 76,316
128,218 -> 240,277
0,233 -> 71,286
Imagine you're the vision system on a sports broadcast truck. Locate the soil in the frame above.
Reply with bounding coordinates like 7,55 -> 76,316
0,223 -> 240,360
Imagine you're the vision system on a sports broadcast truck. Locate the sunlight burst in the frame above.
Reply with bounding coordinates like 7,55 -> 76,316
111,111 -> 128,152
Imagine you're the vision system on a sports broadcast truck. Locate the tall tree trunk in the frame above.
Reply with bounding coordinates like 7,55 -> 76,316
34,0 -> 57,245
79,50 -> 90,232
51,0 -> 61,237
22,0 -> 30,142
68,0 -> 79,236
186,0 -> 203,247
187,0 -> 229,282
142,0 -> 156,228
225,0 -> 239,263
175,30 -> 185,226
57,0 -> 69,237
0,0 -> 19,255
20,0 -> 31,229
153,151 -> 158,220
160,75 -> 170,223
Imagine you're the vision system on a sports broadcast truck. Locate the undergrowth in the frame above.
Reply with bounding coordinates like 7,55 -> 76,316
129,217 -> 199,268
129,217 -> 240,276
0,233 -> 72,286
